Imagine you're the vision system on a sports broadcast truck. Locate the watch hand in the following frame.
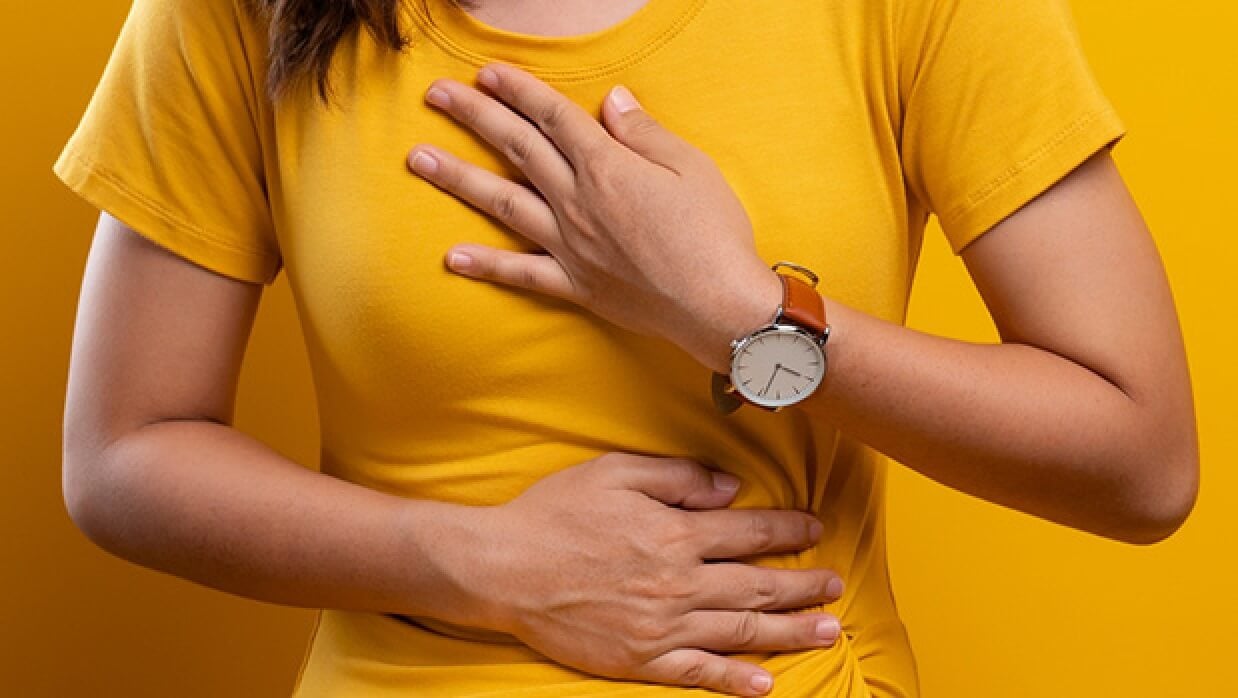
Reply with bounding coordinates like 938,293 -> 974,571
759,364 -> 781,397
779,366 -> 804,378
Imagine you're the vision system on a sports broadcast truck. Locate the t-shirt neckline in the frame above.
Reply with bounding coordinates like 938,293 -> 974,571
407,0 -> 707,81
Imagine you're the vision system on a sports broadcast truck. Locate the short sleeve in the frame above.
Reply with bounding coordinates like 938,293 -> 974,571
54,0 -> 282,285
898,0 -> 1126,253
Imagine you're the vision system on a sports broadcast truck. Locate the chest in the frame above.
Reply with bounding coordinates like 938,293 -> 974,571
266,0 -> 919,419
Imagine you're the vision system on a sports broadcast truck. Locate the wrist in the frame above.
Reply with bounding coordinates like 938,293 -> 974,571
689,265 -> 784,374
395,499 -> 511,630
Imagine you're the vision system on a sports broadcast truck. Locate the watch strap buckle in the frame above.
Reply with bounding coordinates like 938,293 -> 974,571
771,260 -> 819,288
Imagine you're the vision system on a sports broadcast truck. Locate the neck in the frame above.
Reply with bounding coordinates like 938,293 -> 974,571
458,0 -> 653,36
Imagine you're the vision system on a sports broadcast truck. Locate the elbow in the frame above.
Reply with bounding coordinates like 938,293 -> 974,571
62,451 -> 109,546
1109,441 -> 1199,546
62,437 -> 129,550
1116,482 -> 1197,546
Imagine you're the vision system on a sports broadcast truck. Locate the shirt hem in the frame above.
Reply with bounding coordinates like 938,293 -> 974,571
941,105 -> 1128,254
52,148 -> 282,286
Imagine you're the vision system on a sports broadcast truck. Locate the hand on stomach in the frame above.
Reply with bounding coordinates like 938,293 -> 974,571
430,452 -> 844,697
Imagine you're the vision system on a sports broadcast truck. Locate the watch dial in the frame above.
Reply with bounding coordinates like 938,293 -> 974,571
732,327 -> 826,408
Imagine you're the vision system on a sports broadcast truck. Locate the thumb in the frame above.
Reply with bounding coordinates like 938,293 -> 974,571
602,85 -> 698,169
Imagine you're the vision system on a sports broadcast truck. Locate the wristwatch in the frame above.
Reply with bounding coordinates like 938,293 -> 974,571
711,261 -> 830,414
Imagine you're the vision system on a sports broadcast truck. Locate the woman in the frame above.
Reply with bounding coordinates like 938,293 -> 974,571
56,0 -> 1198,696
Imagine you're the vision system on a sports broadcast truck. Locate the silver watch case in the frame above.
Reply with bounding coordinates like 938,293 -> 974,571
727,323 -> 830,411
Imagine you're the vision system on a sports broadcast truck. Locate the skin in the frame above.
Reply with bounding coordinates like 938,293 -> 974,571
65,214 -> 843,698
61,5 -> 1198,698
401,61 -> 1199,687
462,0 -> 652,35
66,9 -> 847,698
411,63 -> 1198,544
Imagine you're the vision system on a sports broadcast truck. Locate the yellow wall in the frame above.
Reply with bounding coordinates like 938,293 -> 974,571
2,1 -> 1231,695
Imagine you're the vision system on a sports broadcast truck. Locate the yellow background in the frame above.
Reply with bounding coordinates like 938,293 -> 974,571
2,0 -> 1232,695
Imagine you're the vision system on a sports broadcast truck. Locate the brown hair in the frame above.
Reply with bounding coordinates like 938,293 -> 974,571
250,0 -> 479,101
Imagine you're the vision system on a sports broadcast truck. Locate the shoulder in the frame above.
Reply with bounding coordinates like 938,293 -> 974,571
123,0 -> 269,49
127,0 -> 255,25
116,0 -> 271,94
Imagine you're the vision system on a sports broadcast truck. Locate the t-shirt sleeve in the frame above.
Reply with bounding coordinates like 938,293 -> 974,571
897,0 -> 1126,253
54,0 -> 282,285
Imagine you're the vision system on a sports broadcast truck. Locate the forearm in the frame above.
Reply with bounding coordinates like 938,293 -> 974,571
797,300 -> 1196,543
64,419 -> 495,626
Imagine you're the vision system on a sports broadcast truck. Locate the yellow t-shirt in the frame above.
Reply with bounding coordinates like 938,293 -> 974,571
55,0 -> 1124,695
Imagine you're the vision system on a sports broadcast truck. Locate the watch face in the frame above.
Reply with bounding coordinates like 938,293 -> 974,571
731,325 -> 826,408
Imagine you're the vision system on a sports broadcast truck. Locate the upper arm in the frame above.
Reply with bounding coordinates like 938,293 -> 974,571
63,213 -> 263,493
895,0 -> 1196,519
960,149 -> 1199,506
57,0 -> 280,508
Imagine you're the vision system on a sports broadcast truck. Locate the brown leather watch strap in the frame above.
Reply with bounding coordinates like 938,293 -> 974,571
779,274 -> 827,334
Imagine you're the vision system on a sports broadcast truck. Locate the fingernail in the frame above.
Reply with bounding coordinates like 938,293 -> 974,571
410,150 -> 438,176
478,67 -> 499,89
750,673 -> 772,694
809,520 -> 824,541
609,85 -> 640,114
826,577 -> 845,599
425,86 -> 451,109
446,250 -> 473,271
816,617 -> 841,643
711,472 -> 740,493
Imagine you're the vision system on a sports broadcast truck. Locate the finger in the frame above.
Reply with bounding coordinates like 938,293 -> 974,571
409,145 -> 560,246
676,610 -> 843,654
639,648 -> 775,697
691,563 -> 844,611
424,78 -> 575,198
477,62 -> 614,170
595,454 -> 741,509
444,245 -> 576,302
602,85 -> 702,172
687,509 -> 824,559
